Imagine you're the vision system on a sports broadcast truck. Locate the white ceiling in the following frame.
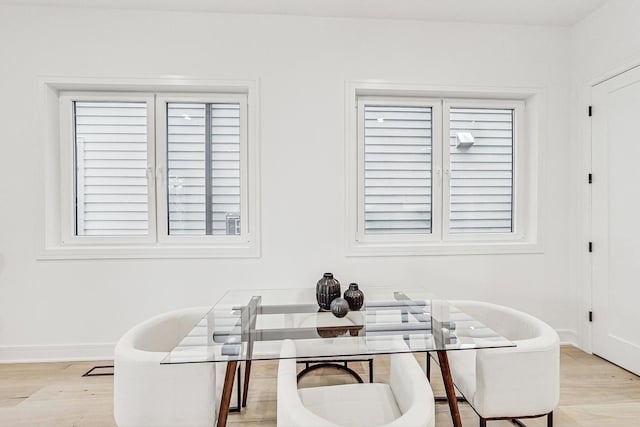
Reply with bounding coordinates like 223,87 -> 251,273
0,0 -> 609,26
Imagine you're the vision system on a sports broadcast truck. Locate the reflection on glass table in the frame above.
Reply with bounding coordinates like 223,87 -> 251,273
162,288 -> 514,427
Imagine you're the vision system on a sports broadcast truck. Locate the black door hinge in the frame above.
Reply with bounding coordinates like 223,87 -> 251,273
588,173 -> 592,184
588,241 -> 593,253
588,106 -> 592,117
589,311 -> 593,322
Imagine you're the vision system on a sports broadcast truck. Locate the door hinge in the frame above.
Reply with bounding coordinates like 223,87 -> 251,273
589,311 -> 593,322
588,105 -> 592,117
588,241 -> 593,253
588,173 -> 592,184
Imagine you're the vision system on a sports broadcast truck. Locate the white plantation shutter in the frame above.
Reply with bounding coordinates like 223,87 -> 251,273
363,105 -> 432,234
74,101 -> 149,236
448,107 -> 514,233
167,103 -> 241,235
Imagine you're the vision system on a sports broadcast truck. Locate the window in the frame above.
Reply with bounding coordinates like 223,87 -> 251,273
54,87 -> 258,257
349,89 -> 534,254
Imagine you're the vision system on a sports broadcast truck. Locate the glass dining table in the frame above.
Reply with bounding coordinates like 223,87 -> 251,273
162,287 -> 515,427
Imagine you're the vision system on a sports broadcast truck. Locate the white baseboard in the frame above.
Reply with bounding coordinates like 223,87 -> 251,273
0,343 -> 114,363
556,329 -> 578,346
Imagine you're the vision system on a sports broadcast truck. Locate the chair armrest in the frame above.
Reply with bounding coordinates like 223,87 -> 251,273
389,352 -> 435,427
474,336 -> 559,418
277,341 -> 339,427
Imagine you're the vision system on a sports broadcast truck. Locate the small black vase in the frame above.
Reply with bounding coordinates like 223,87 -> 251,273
343,283 -> 364,311
330,298 -> 350,318
316,273 -> 341,311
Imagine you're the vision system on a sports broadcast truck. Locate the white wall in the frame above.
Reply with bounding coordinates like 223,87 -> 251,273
568,0 -> 640,349
0,5 -> 575,361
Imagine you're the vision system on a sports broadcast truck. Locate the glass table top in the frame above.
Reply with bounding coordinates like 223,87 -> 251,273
162,287 -> 514,364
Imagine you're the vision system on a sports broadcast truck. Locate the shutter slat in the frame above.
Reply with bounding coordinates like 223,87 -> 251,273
82,142 -> 147,152
365,111 -> 431,120
366,212 -> 430,220
366,203 -> 430,210
365,179 -> 432,187
364,137 -> 431,145
84,194 -> 147,203
82,221 -> 148,230
84,168 -> 146,177
452,194 -> 512,203
85,203 -> 148,212
366,170 -> 429,179
365,153 -> 430,162
84,177 -> 147,186
84,212 -> 148,221
366,188 -> 431,196
83,186 -> 147,195
83,230 -> 148,236
451,187 -> 512,195
77,134 -> 147,143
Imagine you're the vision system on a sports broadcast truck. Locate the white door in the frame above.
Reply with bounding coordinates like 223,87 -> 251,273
592,65 -> 640,375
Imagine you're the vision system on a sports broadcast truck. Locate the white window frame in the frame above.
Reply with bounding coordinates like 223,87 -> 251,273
155,93 -> 251,246
442,99 -> 525,242
59,92 -> 157,246
345,81 -> 542,256
356,96 -> 442,244
38,76 -> 260,259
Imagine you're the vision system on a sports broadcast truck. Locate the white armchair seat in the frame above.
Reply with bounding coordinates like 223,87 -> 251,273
277,339 -> 435,427
113,306 -> 216,427
299,383 -> 401,425
447,301 -> 560,425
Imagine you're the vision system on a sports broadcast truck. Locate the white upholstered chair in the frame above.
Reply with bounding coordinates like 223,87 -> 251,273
113,306 -> 216,427
277,339 -> 435,427
447,301 -> 560,427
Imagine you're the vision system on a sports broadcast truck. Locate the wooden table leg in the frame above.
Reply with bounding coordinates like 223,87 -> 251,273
437,350 -> 463,427
242,360 -> 252,408
217,360 -> 238,427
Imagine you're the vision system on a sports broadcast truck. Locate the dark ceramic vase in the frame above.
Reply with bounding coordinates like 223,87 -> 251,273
344,283 -> 364,311
316,273 -> 341,311
330,297 -> 350,318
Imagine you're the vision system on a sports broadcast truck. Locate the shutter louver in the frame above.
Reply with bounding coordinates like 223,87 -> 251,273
449,107 -> 513,233
74,101 -> 149,236
167,103 -> 241,235
364,105 -> 432,234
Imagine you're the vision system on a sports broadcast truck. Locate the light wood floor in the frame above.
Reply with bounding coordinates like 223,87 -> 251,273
0,346 -> 639,426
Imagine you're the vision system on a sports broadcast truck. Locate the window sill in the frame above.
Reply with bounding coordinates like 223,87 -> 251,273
346,240 -> 543,257
37,243 -> 261,260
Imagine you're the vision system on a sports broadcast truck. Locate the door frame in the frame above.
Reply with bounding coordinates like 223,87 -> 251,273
583,57 -> 640,352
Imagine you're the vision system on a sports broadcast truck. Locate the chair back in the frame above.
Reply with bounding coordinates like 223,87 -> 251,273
127,307 -> 208,353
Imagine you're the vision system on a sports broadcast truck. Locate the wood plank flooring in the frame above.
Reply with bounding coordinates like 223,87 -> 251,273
0,346 -> 639,426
